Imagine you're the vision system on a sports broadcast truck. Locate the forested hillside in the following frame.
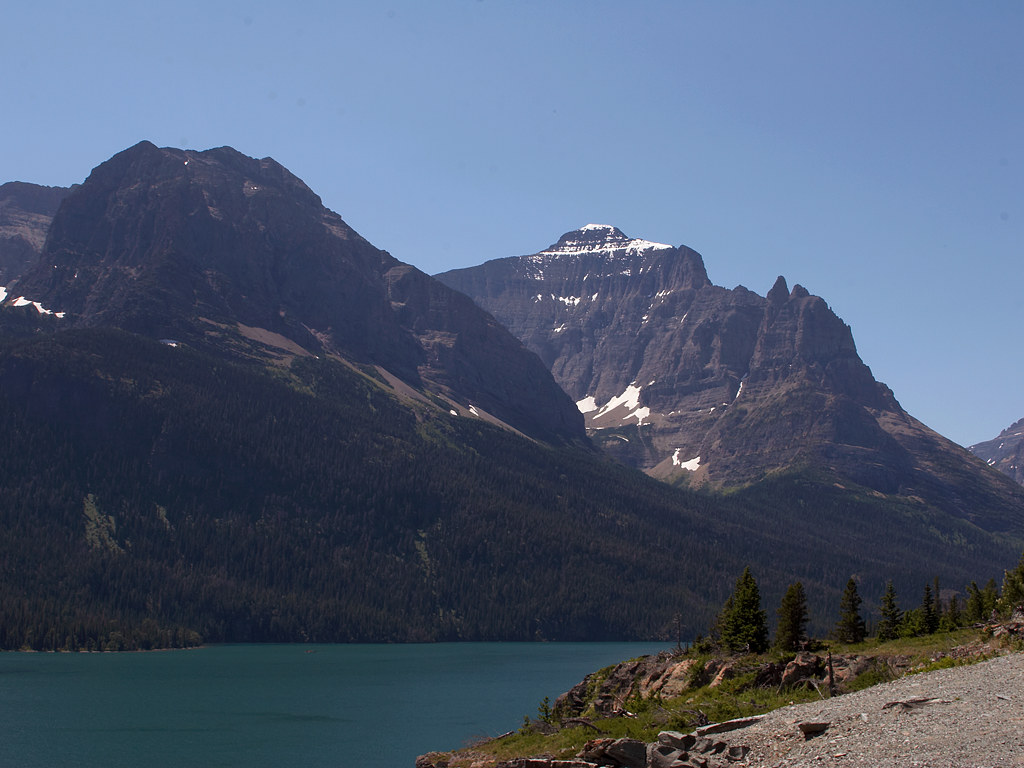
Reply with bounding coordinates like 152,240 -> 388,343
0,327 -> 1017,650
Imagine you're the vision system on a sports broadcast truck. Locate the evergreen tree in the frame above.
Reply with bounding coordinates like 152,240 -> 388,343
940,593 -> 962,632
920,583 -> 939,635
998,551 -> 1024,617
719,567 -> 769,654
981,578 -> 1000,618
774,582 -> 809,652
833,577 -> 866,644
964,581 -> 985,624
876,580 -> 902,641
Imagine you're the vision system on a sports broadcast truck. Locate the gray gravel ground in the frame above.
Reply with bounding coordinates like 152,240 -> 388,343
722,652 -> 1024,768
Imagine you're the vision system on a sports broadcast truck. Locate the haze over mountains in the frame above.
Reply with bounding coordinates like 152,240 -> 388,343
0,143 -> 1021,650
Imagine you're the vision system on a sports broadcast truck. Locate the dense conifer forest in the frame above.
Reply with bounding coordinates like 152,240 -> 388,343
0,327 -> 1019,650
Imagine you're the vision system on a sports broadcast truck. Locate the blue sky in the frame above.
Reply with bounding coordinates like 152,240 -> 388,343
3,1 -> 1021,446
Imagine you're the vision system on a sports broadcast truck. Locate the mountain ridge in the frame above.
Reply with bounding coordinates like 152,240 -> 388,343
6,141 -> 585,445
0,149 -> 1021,650
436,225 -> 1024,529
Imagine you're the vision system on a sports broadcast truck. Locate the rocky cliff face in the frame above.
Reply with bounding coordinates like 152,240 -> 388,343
0,181 -> 71,283
7,142 -> 584,444
437,225 -> 1024,521
970,418 -> 1024,486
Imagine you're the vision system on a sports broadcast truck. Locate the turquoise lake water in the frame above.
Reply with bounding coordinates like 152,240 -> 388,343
0,642 -> 666,768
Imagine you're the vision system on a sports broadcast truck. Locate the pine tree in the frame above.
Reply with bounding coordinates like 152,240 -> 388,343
833,577 -> 866,644
920,583 -> 939,635
940,593 -> 962,632
876,580 -> 902,641
997,551 -> 1024,617
981,578 -> 1000,618
719,567 -> 769,654
964,581 -> 985,623
774,582 -> 809,652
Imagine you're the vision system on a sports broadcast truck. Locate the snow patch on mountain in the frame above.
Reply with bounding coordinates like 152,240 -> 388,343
577,383 -> 655,426
629,407 -> 651,425
540,224 -> 671,259
4,290 -> 65,317
595,383 -> 642,419
672,450 -> 701,471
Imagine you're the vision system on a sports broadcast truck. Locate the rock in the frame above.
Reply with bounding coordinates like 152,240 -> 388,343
692,737 -> 716,754
829,654 -> 873,684
725,745 -> 749,762
604,737 -> 647,768
780,652 -> 825,688
752,661 -> 783,688
706,661 -> 734,688
577,738 -> 614,763
881,697 -> 952,711
640,658 -> 700,698
647,742 -> 686,768
657,731 -> 697,751
415,753 -> 449,768
797,721 -> 830,738
694,715 -> 765,736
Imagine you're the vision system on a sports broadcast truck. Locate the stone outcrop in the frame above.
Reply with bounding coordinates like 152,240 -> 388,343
492,728 -> 756,768
552,650 -> 890,724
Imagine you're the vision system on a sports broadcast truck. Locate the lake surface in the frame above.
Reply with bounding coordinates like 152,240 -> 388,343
0,642 -> 666,768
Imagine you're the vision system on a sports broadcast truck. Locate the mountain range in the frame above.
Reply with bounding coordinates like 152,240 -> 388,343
0,143 -> 1021,650
437,224 -> 1024,528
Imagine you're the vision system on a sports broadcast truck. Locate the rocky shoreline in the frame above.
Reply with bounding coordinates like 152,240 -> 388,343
427,653 -> 1022,768
419,616 -> 1024,768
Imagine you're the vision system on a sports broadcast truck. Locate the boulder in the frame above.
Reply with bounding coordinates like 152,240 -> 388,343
577,738 -> 614,763
707,662 -> 734,689
647,742 -> 686,768
604,738 -> 648,768
780,652 -> 824,688
640,658 -> 700,698
830,655 -> 873,684
753,661 -> 783,688
657,731 -> 697,751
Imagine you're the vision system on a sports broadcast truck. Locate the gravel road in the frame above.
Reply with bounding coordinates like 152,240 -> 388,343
723,652 -> 1024,768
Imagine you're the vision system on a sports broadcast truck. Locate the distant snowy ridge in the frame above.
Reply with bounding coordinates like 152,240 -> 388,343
540,223 -> 671,258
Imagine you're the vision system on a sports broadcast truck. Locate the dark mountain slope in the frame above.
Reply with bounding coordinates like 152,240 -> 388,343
0,181 -> 71,283
437,225 -> 1024,530
971,418 -> 1024,486
0,328 -> 1016,650
7,141 -> 583,444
